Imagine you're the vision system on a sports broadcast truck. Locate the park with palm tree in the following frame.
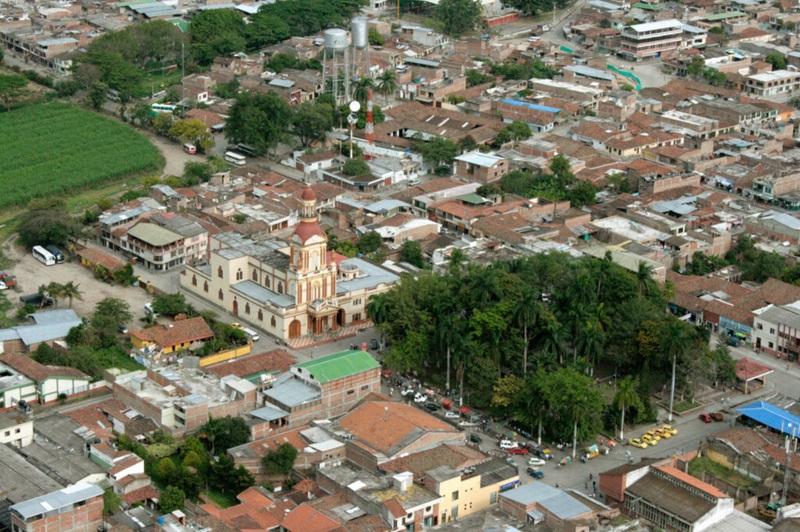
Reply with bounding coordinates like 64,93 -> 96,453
367,251 -> 735,449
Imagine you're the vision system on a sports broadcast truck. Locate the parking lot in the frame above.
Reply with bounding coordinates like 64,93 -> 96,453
2,239 -> 154,328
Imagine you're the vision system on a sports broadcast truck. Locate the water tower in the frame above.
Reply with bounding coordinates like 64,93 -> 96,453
351,17 -> 370,81
322,28 -> 350,104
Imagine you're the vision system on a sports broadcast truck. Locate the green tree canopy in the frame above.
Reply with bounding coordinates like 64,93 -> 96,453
190,9 -> 247,64
225,91 -> 292,156
159,486 -> 185,513
436,0 -> 483,35
261,442 -> 298,475
198,416 -> 250,455
417,137 -> 459,169
17,198 -> 81,249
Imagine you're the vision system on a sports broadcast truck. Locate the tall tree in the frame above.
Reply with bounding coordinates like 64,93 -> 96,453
292,102 -> 333,147
436,0 -> 483,35
613,376 -> 641,440
511,286 -> 539,374
225,92 -> 292,156
189,9 -> 247,64
376,70 -> 397,105
61,282 -> 83,309
660,319 -> 693,423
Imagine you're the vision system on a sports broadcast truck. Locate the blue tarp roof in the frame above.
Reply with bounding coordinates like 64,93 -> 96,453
737,401 -> 800,435
501,99 -> 561,114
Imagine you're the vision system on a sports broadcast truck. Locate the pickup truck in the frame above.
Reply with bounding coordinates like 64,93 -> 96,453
19,293 -> 54,307
0,272 -> 17,290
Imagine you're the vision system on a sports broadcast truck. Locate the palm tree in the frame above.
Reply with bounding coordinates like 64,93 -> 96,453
467,267 -> 502,307
576,318 -> 604,375
536,311 -> 567,364
435,310 -> 462,392
512,287 -> 540,374
352,77 -> 373,103
366,293 -> 392,349
376,70 -> 397,106
613,376 -> 640,440
660,320 -> 693,423
635,261 -> 656,297
61,281 -> 82,309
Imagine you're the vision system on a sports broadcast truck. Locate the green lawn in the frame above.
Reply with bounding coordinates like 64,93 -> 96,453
0,102 -> 163,208
688,457 -> 759,490
204,489 -> 239,509
673,400 -> 702,414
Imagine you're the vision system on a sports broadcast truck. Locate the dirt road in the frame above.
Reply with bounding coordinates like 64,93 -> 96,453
1,239 -> 152,327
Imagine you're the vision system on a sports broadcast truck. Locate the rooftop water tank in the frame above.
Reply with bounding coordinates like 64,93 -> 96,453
324,28 -> 348,51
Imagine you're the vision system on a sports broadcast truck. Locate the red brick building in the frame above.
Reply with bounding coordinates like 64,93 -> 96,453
10,483 -> 104,532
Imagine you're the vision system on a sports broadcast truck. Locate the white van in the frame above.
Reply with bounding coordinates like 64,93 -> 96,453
144,303 -> 158,318
242,327 -> 260,342
499,440 -> 518,450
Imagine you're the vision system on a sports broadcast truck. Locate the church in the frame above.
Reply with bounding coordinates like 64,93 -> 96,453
180,186 -> 400,340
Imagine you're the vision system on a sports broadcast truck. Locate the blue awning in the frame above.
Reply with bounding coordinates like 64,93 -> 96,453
737,401 -> 800,436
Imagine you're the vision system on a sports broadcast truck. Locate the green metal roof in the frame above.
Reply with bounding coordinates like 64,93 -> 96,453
457,193 -> 489,205
294,350 -> 379,384
705,11 -> 746,21
632,2 -> 658,10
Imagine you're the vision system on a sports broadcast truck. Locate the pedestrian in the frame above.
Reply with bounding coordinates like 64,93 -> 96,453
589,473 -> 593,481
585,480 -> 588,489
555,483 -> 559,488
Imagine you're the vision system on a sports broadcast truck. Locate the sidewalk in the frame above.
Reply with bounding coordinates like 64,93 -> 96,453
286,320 -> 373,351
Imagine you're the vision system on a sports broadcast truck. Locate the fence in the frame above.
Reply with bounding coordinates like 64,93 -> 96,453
607,64 -> 642,90
198,343 -> 253,367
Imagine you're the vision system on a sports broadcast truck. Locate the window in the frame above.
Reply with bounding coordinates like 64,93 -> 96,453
3,430 -> 9,437
245,303 -> 250,314
490,491 -> 497,504
218,289 -> 224,301
771,328 -> 776,334
271,317 -> 276,327
218,266 -> 223,278
452,491 -> 459,501
14,428 -> 20,434
258,310 -> 263,321
266,277 -> 271,288
252,269 -> 258,281
203,281 -> 209,293
236,269 -> 243,281
361,385 -> 369,390
278,282 -> 283,294
353,298 -> 362,305
192,275 -> 197,286
353,313 -> 361,322
347,389 -> 355,395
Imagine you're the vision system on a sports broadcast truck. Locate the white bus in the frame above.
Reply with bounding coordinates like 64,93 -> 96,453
151,103 -> 177,113
32,245 -> 56,266
224,151 -> 246,166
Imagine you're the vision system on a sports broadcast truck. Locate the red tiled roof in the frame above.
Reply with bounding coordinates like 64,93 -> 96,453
654,465 -> 729,498
282,503 -> 341,532
206,349 -> 295,379
129,316 -> 214,349
383,498 -> 406,519
0,353 -> 88,382
76,248 -> 127,272
121,485 -> 160,505
736,357 -> 773,381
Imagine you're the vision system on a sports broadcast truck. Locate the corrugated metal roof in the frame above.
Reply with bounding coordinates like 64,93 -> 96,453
564,65 -> 615,81
737,401 -> 800,435
500,483 -> 592,519
263,377 -> 321,407
127,223 -> 182,247
269,79 -> 295,88
501,99 -> 561,113
231,280 -> 295,308
11,483 -> 104,519
250,405 -> 289,421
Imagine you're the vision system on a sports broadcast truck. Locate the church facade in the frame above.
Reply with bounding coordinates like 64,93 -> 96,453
179,186 -> 400,340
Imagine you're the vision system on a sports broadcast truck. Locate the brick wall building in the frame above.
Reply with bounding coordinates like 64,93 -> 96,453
10,483 -> 104,532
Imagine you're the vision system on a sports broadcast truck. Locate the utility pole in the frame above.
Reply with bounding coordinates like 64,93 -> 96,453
181,40 -> 185,102
553,2 -> 556,26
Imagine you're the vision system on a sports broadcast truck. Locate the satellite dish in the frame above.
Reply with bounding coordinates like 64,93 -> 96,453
349,100 -> 361,112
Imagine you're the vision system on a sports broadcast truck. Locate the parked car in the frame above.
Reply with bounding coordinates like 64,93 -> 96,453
629,438 -> 648,449
20,293 -> 54,307
369,338 -> 380,350
118,325 -> 129,334
499,440 -> 518,450
445,411 -> 460,419
509,446 -> 529,455
699,413 -> 713,423
641,434 -> 658,447
661,424 -> 677,436
469,433 -> 482,444
528,457 -> 546,467
400,388 -> 415,397
711,412 -> 724,422
644,430 -> 661,442
655,427 -> 672,439
527,467 -> 544,479
534,445 -> 553,460
424,403 -> 440,412
413,393 -> 427,403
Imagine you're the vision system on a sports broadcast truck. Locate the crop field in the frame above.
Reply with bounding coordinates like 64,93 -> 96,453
0,102 -> 163,208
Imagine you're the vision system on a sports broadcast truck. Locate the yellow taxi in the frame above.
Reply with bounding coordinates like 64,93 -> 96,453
655,427 -> 672,439
629,438 -> 648,449
642,434 -> 658,446
645,430 -> 661,442
661,425 -> 677,436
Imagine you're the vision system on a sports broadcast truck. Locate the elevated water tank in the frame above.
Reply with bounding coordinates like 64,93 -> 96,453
324,28 -> 348,51
351,17 -> 368,49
